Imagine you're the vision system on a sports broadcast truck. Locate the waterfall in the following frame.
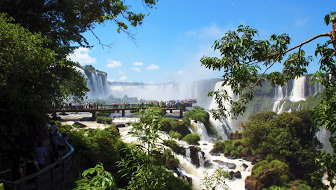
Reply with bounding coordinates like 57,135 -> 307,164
208,82 -> 236,131
190,121 -> 210,141
316,129 -> 333,154
186,148 -> 191,162
209,114 -> 227,140
290,76 -> 306,102
208,82 -> 235,111
208,112 -> 233,140
272,85 -> 285,114
80,68 -> 110,99
198,152 -> 205,167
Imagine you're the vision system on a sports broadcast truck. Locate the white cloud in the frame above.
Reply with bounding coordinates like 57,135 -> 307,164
146,64 -> 160,70
118,70 -> 125,75
131,67 -> 142,72
174,70 -> 184,76
132,61 -> 144,66
107,59 -> 122,68
67,47 -> 96,65
119,76 -> 127,81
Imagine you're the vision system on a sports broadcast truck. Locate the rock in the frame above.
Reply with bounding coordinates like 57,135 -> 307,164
233,171 -> 242,179
229,131 -> 242,140
212,160 -> 236,169
252,154 -> 264,164
204,160 -> 213,168
242,163 -> 249,170
209,147 -> 222,156
213,160 -> 225,165
245,175 -> 257,190
226,162 -> 237,169
116,123 -> 126,128
202,143 -> 207,146
74,122 -> 87,128
229,171 -> 235,180
181,174 -> 192,186
242,148 -> 252,157
187,146 -> 205,167
210,152 -> 220,156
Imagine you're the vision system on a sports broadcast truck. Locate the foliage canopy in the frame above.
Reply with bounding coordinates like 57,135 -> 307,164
201,12 -> 336,188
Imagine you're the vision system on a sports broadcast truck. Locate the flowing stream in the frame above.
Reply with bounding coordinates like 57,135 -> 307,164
117,118 -> 252,190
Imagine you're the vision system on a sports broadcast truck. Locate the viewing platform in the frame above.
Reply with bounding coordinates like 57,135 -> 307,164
51,100 -> 197,119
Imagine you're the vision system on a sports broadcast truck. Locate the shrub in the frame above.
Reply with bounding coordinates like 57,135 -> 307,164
96,112 -> 110,117
160,117 -> 190,137
252,160 -> 291,188
210,141 -> 225,155
96,117 -> 113,124
184,108 -> 217,137
104,125 -> 120,137
163,140 -> 185,155
169,130 -> 182,140
183,134 -> 200,145
58,124 -> 72,133
287,180 -> 312,190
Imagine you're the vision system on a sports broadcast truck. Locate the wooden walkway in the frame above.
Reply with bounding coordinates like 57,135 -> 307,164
51,105 -> 186,118
0,140 -> 74,190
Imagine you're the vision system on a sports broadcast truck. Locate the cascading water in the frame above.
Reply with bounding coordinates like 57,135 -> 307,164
182,138 -> 252,190
190,121 -> 210,141
272,85 -> 285,114
208,81 -> 236,128
290,76 -> 306,102
80,67 -> 110,99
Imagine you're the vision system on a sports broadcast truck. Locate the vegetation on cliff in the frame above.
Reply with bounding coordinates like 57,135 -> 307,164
202,12 -> 336,188
184,106 -> 217,137
211,110 -> 324,189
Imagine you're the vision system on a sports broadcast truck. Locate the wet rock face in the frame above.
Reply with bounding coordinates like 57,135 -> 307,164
213,160 -> 237,170
233,171 -> 242,179
242,163 -> 249,170
209,148 -> 221,156
204,160 -> 213,168
229,171 -> 242,180
181,174 -> 193,186
245,175 -> 257,190
74,122 -> 87,128
116,123 -> 126,128
187,146 -> 206,167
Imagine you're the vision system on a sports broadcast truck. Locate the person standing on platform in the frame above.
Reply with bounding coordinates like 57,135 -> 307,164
35,141 -> 48,169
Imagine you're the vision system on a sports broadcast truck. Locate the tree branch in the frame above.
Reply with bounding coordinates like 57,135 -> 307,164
89,28 -> 113,49
284,32 -> 331,54
268,32 -> 332,58
251,32 -> 332,89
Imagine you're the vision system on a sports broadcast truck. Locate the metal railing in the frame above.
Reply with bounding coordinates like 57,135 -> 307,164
0,141 -> 74,190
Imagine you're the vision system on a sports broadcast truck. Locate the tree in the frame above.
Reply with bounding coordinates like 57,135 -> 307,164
0,0 -> 158,159
75,163 -> 117,190
201,12 -> 336,187
118,107 -> 167,190
0,14 -> 88,154
0,0 -> 158,54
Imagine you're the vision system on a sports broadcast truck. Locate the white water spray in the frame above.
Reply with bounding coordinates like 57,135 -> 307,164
272,85 -> 285,114
290,76 -> 306,102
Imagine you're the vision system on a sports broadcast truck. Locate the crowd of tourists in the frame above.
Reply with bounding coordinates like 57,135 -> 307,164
9,122 -> 68,183
52,98 -> 197,111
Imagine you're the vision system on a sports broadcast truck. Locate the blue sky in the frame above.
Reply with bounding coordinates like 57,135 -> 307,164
67,0 -> 335,83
